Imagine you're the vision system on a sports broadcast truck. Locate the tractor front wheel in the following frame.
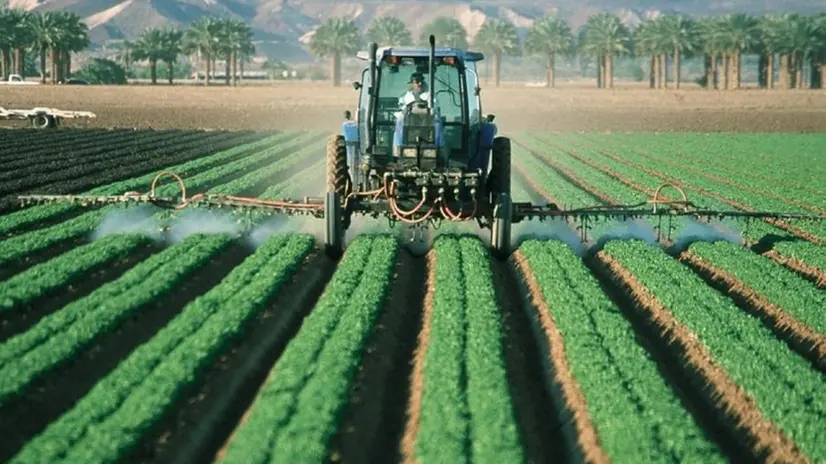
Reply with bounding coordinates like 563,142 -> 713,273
488,136 -> 511,204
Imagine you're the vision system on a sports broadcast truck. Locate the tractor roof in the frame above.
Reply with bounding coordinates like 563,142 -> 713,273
356,46 -> 484,63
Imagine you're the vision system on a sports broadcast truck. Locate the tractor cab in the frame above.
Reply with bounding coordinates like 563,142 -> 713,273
344,39 -> 497,193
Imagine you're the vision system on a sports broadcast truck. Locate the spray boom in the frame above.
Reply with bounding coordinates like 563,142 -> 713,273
16,173 -> 826,246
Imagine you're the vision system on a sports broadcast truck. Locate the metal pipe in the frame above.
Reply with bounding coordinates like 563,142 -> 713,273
428,35 -> 435,112
367,42 -> 378,150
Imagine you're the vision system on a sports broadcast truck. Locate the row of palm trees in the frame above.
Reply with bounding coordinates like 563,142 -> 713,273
0,8 -> 89,84
3,6 -> 826,90
313,12 -> 826,90
0,9 -> 255,85
122,17 -> 255,85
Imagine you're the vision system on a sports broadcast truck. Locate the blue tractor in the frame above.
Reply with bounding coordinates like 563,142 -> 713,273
325,36 -> 514,258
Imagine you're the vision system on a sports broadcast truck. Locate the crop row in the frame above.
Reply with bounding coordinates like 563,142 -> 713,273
218,234 -> 397,463
0,131 -> 321,267
513,134 -> 826,286
576,132 -> 826,202
9,233 -> 314,463
0,130 -> 184,174
0,129 -> 136,160
406,236 -> 523,463
515,240 -> 725,462
542,133 -> 826,240
597,239 -> 825,462
0,131 -> 261,197
0,132 -> 300,236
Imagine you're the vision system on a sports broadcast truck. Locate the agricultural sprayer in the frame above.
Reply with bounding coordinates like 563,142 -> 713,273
16,37 -> 826,259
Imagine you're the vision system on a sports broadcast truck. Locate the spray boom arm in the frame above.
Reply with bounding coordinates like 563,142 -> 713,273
16,173 -> 825,243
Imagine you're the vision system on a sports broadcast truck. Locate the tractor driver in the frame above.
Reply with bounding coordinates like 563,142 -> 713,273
398,72 -> 430,111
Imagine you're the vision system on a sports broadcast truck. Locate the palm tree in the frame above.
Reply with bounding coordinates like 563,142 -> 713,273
183,17 -> 221,85
56,11 -> 90,82
419,17 -> 469,49
0,10 -> 13,78
308,17 -> 361,87
655,14 -> 698,89
474,18 -> 520,87
633,19 -> 667,88
717,14 -> 758,89
217,18 -> 252,86
696,16 -> 726,89
5,8 -> 32,77
366,16 -> 412,46
29,11 -> 60,84
580,12 -> 631,88
160,28 -> 183,84
525,15 -> 574,88
131,27 -> 168,84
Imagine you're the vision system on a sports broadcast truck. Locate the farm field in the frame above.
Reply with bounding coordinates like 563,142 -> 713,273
0,127 -> 824,464
6,84 -> 826,132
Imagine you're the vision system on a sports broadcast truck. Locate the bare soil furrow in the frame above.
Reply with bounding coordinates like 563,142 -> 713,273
680,251 -> 826,371
594,251 -> 809,463
513,251 -> 610,464
0,241 -> 252,464
329,249 -> 425,464
126,249 -> 337,464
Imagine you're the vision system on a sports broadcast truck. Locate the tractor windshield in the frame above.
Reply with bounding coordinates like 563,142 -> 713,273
374,56 -> 466,156
375,57 -> 464,124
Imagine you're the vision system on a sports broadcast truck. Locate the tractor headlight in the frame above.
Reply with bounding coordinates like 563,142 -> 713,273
402,148 -> 417,158
422,148 -> 437,158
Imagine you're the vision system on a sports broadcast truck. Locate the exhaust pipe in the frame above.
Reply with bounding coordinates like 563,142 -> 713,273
428,35 -> 435,112
367,41 -> 378,151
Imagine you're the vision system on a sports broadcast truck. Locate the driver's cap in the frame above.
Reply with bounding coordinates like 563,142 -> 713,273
408,72 -> 424,84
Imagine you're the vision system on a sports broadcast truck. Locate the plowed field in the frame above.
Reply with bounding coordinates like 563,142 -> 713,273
0,129 -> 824,464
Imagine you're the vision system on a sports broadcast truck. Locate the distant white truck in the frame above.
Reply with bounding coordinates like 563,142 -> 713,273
0,74 -> 39,85
0,106 -> 96,129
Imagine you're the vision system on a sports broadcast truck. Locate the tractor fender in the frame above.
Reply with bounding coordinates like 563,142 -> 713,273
472,122 -> 497,172
340,120 -> 359,143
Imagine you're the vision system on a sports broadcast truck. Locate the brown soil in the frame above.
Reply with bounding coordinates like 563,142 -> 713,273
399,250 -> 436,464
0,240 -> 251,464
513,251 -> 610,464
4,84 -> 826,133
595,251 -> 809,463
680,251 -> 826,371
125,250 -> 337,464
763,250 -> 826,289
491,256 -> 567,463
328,249 -> 425,464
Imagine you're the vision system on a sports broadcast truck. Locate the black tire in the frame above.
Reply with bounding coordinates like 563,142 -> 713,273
31,114 -> 54,130
488,136 -> 511,203
490,192 -> 512,260
325,191 -> 344,259
326,134 -> 350,196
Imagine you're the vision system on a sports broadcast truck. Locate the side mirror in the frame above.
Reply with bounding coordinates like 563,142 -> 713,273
344,110 -> 352,121
474,86 -> 481,96
486,114 -> 495,123
352,81 -> 362,90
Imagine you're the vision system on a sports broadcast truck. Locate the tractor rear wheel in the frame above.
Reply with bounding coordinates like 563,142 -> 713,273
326,134 -> 351,196
325,135 -> 350,259
488,136 -> 511,203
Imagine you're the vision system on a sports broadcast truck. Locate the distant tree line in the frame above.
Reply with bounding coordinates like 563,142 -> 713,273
3,7 -> 826,89
313,12 -> 826,90
0,9 -> 254,85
